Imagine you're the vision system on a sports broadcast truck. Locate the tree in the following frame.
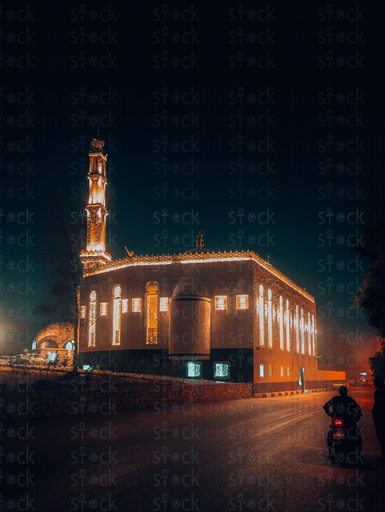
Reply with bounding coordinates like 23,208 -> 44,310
369,345 -> 385,377
352,210 -> 385,339
35,194 -> 82,374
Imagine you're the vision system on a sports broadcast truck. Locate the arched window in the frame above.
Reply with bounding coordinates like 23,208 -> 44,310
301,308 -> 305,354
89,290 -> 96,347
279,296 -> 284,350
312,315 -> 315,356
146,281 -> 159,344
258,285 -> 264,346
285,300 -> 290,351
112,285 -> 122,346
267,289 -> 272,348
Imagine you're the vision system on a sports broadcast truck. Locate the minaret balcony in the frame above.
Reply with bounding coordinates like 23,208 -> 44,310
80,248 -> 112,260
88,171 -> 107,179
88,151 -> 108,161
85,204 -> 108,213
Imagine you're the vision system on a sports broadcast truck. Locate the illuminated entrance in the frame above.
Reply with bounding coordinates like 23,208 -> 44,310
298,367 -> 305,391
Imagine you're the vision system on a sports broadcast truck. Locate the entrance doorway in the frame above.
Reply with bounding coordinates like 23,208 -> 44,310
298,367 -> 305,391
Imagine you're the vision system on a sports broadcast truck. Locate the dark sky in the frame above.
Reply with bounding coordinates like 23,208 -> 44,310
1,1 -> 382,370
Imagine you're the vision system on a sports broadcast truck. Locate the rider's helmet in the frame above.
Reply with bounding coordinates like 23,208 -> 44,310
338,385 -> 348,395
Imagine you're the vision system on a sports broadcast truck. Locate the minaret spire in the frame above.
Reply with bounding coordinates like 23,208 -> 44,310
79,133 -> 111,272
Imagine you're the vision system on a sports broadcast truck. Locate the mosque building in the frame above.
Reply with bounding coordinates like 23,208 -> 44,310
46,133 -> 345,392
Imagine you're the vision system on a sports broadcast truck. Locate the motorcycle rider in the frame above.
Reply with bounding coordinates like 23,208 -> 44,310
323,385 -> 363,457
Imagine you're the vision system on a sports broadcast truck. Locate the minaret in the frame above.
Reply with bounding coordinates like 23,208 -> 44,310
79,133 -> 111,272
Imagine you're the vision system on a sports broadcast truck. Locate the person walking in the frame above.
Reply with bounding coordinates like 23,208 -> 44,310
373,376 -> 385,464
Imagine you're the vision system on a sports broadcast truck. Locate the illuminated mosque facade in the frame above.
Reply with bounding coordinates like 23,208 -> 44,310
77,135 -> 323,391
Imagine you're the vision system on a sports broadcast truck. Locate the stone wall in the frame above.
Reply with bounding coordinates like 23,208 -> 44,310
0,370 -> 253,422
0,366 -> 67,385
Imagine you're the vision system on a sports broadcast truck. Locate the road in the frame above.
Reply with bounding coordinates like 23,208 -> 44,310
1,390 -> 384,512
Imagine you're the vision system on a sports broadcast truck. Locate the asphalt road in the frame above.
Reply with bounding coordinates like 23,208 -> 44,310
1,390 -> 384,512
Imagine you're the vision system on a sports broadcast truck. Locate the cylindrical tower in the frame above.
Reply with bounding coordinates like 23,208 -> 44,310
168,275 -> 211,360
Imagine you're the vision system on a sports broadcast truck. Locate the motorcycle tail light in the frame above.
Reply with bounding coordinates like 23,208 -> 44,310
334,419 -> 343,427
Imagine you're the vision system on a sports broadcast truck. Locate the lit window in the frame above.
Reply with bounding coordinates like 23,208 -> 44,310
268,365 -> 273,377
280,366 -> 283,377
160,297 -> 168,312
308,312 -> 311,355
132,298 -> 141,312
286,300 -> 290,351
268,290 -> 272,348
312,315 -> 315,356
301,308 -> 305,354
214,362 -> 230,379
146,282 -> 159,344
215,295 -> 227,310
258,285 -> 264,346
100,303 -> 107,317
236,295 -> 249,309
279,296 -> 284,350
185,361 -> 202,378
122,299 -> 128,313
88,291 -> 96,347
287,367 -> 290,377
113,285 -> 122,346
296,305 -> 300,353
81,306 -> 87,319
259,364 -> 265,378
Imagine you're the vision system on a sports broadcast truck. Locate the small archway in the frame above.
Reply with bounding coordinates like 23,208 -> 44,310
39,339 -> 59,349
34,322 -> 75,364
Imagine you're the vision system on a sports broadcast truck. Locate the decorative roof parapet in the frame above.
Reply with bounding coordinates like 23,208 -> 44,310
82,249 -> 315,302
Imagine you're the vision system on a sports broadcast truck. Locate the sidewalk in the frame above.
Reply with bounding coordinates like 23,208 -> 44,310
253,388 -> 328,398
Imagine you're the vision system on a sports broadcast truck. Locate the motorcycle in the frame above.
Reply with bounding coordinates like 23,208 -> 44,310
327,416 -> 362,465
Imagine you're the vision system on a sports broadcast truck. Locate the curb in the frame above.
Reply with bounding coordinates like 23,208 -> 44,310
253,388 -> 328,398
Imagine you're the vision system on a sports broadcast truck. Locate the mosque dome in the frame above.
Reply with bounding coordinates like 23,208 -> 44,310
172,274 -> 210,299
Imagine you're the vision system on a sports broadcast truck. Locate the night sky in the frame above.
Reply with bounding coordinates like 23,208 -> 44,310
1,1 -> 382,373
